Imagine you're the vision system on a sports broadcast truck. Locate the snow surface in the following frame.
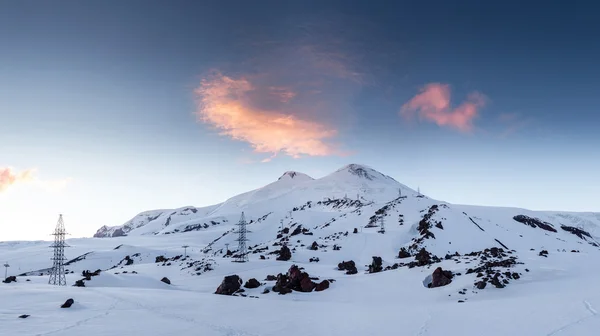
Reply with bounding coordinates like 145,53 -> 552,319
2,164 -> 600,335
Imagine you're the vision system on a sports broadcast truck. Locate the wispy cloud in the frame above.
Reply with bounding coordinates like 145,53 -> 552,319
400,83 -> 486,133
497,113 -> 533,138
194,22 -> 368,162
0,167 -> 70,193
0,167 -> 35,192
194,72 -> 345,160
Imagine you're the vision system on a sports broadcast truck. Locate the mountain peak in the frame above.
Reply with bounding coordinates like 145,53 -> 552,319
334,164 -> 397,182
277,171 -> 313,182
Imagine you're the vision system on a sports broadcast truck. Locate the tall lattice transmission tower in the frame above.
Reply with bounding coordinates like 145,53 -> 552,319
378,215 -> 386,234
232,212 -> 250,263
49,214 -> 69,286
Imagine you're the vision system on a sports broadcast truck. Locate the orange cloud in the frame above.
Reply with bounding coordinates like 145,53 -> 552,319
0,167 -> 35,192
194,73 -> 343,159
401,83 -> 486,132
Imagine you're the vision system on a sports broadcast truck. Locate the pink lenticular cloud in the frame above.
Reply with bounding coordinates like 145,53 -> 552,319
194,73 -> 344,159
0,167 -> 35,192
401,83 -> 486,132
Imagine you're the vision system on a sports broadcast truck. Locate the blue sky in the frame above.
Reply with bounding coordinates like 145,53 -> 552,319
1,1 -> 598,240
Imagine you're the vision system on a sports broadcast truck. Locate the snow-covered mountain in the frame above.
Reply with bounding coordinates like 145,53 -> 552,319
3,163 -> 600,335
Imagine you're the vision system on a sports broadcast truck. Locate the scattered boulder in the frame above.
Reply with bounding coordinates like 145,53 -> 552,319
539,250 -> 548,257
73,280 -> 85,287
561,225 -> 593,240
309,241 -> 319,250
415,248 -> 433,266
315,280 -> 330,292
276,245 -> 292,261
215,275 -> 242,295
265,275 -> 277,281
18,314 -> 30,319
61,298 -> 74,308
490,274 -> 505,288
368,256 -> 383,274
353,228 -> 358,234
475,281 -> 487,289
155,255 -> 167,263
398,248 -> 411,259
160,277 -> 171,285
2,276 -> 17,284
337,260 -> 358,275
244,278 -> 261,289
309,257 -> 320,263
262,288 -> 270,294
429,267 -> 453,288
260,255 -> 266,260
513,215 -> 557,233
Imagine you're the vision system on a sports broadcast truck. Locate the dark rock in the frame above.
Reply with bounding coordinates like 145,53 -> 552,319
18,314 -> 30,318
368,256 -> 383,274
290,226 -> 302,236
475,281 -> 487,289
260,255 -> 266,260
278,287 -> 292,295
299,274 -> 315,292
415,248 -> 433,266
315,280 -> 330,292
244,278 -> 261,289
490,274 -> 505,288
61,298 -> 74,308
430,267 -> 453,288
398,248 -> 411,259
272,273 -> 289,293
539,250 -> 548,257
276,245 -> 292,261
337,260 -> 358,275
155,256 -> 167,263
215,275 -> 242,295
333,245 -> 341,251
282,227 -> 290,234
265,275 -> 277,281
353,228 -> 358,234
2,276 -> 17,283
262,288 -> 270,294
309,257 -> 320,263
561,225 -> 593,240
73,280 -> 85,287
513,215 -> 557,233
309,241 -> 319,251
160,277 -> 171,285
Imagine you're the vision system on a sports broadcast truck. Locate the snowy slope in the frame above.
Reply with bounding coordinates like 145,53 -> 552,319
2,163 -> 600,335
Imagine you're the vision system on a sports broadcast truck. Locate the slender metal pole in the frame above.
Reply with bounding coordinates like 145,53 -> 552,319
3,263 -> 9,280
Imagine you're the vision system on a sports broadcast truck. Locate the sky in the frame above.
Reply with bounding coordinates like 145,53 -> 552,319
1,0 -> 599,240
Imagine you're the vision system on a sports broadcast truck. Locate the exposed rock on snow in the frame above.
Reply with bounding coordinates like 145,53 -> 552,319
61,298 -> 74,308
513,215 -> 557,233
215,275 -> 242,295
244,278 -> 261,289
160,277 -> 171,285
3,276 -> 16,283
429,267 -> 453,288
338,260 -> 358,275
368,256 -> 383,273
276,245 -> 292,261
